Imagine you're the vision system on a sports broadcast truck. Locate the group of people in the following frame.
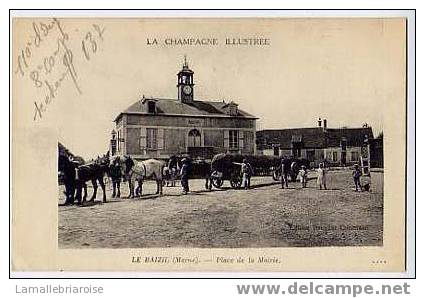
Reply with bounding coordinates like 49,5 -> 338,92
279,156 -> 369,192
161,155 -> 192,194
279,157 -> 328,190
107,154 -> 194,196
73,154 -> 369,201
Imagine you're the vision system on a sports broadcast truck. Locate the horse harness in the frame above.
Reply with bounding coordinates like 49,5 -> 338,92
129,162 -> 147,180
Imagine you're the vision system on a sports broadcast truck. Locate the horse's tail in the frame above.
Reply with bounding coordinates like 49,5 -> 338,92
159,163 -> 166,180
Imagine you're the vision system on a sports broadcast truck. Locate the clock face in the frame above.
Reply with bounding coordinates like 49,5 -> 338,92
183,85 -> 192,95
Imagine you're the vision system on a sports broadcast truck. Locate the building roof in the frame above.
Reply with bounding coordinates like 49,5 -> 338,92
115,98 -> 257,122
256,127 -> 374,150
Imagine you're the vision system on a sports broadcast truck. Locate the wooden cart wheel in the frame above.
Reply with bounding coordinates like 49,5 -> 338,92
212,177 -> 224,188
230,176 -> 242,189
211,171 -> 224,188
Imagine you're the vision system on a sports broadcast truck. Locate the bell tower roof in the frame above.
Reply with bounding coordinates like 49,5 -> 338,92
178,55 -> 194,74
177,56 -> 194,102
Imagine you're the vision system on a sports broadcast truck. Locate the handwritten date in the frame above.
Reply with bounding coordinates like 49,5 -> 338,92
14,19 -> 106,121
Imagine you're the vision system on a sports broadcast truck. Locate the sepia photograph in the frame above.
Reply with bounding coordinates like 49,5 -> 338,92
58,56 -> 384,249
11,14 -> 410,272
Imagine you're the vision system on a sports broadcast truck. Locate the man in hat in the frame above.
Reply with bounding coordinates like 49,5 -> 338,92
110,158 -> 122,198
352,164 -> 362,192
240,158 -> 252,190
280,156 -> 291,189
180,157 -> 190,194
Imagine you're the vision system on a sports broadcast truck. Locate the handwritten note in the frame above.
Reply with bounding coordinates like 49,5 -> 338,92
14,18 -> 106,121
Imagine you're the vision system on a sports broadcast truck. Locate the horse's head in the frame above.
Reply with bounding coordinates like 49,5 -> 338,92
112,155 -> 134,176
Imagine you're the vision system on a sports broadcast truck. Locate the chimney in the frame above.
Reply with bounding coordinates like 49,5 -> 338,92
323,119 -> 327,130
318,118 -> 322,127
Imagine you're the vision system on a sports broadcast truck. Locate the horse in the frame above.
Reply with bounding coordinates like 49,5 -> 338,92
168,157 -> 212,190
117,156 -> 165,198
190,158 -> 213,190
74,156 -> 110,204
108,156 -> 123,198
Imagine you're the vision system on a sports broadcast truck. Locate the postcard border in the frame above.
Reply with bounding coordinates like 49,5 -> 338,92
9,8 -> 416,280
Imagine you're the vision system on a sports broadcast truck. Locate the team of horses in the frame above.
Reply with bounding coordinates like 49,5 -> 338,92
58,151 -> 304,206
59,152 -> 214,205
59,154 -> 168,205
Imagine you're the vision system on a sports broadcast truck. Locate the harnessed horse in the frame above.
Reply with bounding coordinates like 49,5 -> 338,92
75,156 -> 109,204
117,156 -> 165,197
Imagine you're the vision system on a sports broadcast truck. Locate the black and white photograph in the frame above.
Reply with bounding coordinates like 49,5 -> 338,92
58,56 -> 384,249
11,14 -> 410,273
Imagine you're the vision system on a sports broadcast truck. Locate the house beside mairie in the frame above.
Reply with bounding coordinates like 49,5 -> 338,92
256,118 -> 378,167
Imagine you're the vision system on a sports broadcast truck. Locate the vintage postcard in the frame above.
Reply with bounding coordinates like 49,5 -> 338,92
11,12 -> 412,274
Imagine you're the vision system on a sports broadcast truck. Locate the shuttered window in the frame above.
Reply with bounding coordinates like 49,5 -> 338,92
140,128 -> 147,149
157,128 -> 164,150
238,131 -> 244,149
229,130 -> 238,149
224,130 -> 229,148
146,128 -> 157,149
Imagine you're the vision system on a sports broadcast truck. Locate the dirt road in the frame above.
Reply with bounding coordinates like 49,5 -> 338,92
58,170 -> 383,248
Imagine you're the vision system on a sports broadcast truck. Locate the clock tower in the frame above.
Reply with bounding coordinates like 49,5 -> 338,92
177,56 -> 194,103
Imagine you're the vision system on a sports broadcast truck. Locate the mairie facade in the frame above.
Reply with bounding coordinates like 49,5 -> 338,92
111,59 -> 257,160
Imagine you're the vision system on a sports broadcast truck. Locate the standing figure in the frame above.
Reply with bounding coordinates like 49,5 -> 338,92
180,158 -> 190,194
316,162 -> 327,190
280,157 -> 291,189
168,155 -> 179,187
109,158 -> 122,198
352,164 -> 362,192
240,158 -> 252,190
58,154 -> 79,205
298,165 -> 308,188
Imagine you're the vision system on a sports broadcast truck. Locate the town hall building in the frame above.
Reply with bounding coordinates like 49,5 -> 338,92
110,58 -> 258,160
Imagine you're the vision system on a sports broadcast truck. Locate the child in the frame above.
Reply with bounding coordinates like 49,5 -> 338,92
352,164 -> 362,192
298,165 -> 308,188
316,162 -> 327,190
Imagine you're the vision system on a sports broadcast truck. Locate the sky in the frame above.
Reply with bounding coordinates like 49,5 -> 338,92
13,18 -> 405,159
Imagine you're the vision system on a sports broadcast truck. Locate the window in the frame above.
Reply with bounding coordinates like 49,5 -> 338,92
293,148 -> 301,158
229,130 -> 239,149
332,152 -> 338,162
146,128 -> 157,149
307,150 -> 315,161
148,101 -> 156,113
227,103 -> 238,116
351,151 -> 359,161
188,129 -> 201,147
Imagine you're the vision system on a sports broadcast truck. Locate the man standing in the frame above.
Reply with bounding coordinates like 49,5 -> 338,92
110,159 -> 122,198
168,155 -> 179,187
241,158 -> 253,190
281,156 -> 291,189
180,158 -> 190,194
352,164 -> 362,192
